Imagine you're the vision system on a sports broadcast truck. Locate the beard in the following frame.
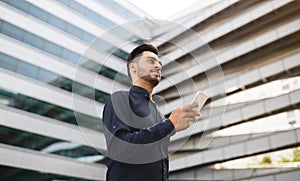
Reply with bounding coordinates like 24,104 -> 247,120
140,74 -> 160,87
137,66 -> 161,87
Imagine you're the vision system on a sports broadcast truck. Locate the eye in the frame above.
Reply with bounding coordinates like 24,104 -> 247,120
148,59 -> 155,64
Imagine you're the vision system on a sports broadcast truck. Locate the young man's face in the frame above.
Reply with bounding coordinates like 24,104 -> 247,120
135,51 -> 162,87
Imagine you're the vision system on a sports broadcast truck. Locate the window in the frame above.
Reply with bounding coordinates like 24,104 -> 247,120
1,21 -> 24,41
37,69 -> 59,83
43,40 -> 63,58
28,4 -> 48,22
48,15 -> 66,30
16,61 -> 38,79
23,31 -> 44,48
0,53 -> 17,71
61,49 -> 80,64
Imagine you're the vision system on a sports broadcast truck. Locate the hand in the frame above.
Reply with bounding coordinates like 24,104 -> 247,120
169,103 -> 200,132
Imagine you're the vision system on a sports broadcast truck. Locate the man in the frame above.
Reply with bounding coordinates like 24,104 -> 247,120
102,43 -> 199,181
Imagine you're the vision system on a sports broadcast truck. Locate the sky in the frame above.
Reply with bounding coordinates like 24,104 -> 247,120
127,0 -> 223,20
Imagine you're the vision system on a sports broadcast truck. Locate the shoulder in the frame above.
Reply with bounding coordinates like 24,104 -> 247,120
103,90 -> 129,117
111,90 -> 129,98
109,90 -> 129,100
104,90 -> 129,106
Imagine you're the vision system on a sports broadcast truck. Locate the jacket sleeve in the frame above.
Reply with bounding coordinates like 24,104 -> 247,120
102,96 -> 175,146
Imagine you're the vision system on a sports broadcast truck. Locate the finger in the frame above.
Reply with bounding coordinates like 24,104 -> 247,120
182,103 -> 198,112
187,117 -> 196,122
185,111 -> 200,117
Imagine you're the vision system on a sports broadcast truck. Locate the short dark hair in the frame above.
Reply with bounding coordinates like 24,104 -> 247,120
127,43 -> 159,81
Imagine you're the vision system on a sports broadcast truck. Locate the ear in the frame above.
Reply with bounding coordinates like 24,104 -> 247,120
129,62 -> 136,72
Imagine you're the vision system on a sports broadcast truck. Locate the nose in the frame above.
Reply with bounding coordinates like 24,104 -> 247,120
153,65 -> 161,73
154,62 -> 162,71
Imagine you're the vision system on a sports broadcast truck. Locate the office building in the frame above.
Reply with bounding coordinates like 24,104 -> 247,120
0,0 -> 299,180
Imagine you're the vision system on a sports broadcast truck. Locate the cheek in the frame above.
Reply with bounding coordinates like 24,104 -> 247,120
140,66 -> 150,73
136,66 -> 146,76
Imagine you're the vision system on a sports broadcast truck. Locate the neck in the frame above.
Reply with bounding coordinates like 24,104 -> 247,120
133,79 -> 154,100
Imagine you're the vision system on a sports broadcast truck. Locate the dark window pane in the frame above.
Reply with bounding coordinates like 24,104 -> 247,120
23,31 -> 44,48
81,32 -> 94,43
0,88 -> 102,130
37,69 -> 59,83
83,8 -> 99,22
59,0 -> 115,28
69,0 -> 85,13
28,4 -> 48,22
111,49 -> 128,60
93,38 -> 113,50
97,0 -> 140,20
16,61 -> 38,79
56,0 -> 71,6
61,49 -> 80,64
43,41 -> 62,57
65,23 -> 83,39
6,0 -> 30,12
0,53 -> 18,71
1,22 -> 24,41
48,15 -> 66,30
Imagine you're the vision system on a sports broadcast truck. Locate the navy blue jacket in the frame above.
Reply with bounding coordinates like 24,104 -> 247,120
102,86 -> 175,181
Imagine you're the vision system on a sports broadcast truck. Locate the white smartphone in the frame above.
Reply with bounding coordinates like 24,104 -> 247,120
191,91 -> 208,112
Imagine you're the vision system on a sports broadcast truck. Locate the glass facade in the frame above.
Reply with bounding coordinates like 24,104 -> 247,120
1,0 -> 131,61
0,53 -> 111,104
0,87 -> 101,130
0,0 -> 299,180
0,20 -> 80,64
0,20 -> 130,84
56,0 -> 115,28
0,165 -> 95,180
0,0 -> 143,180
0,125 -> 99,158
55,0 -> 141,41
96,0 -> 140,21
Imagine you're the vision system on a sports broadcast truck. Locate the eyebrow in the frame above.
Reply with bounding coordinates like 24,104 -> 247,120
146,56 -> 162,66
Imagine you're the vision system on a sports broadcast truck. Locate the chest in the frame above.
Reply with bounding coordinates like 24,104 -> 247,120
128,98 -> 164,129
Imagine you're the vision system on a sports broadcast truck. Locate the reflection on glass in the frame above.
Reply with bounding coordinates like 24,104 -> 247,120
0,20 -> 131,84
0,53 -> 111,104
0,165 -> 95,180
0,87 -> 102,131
